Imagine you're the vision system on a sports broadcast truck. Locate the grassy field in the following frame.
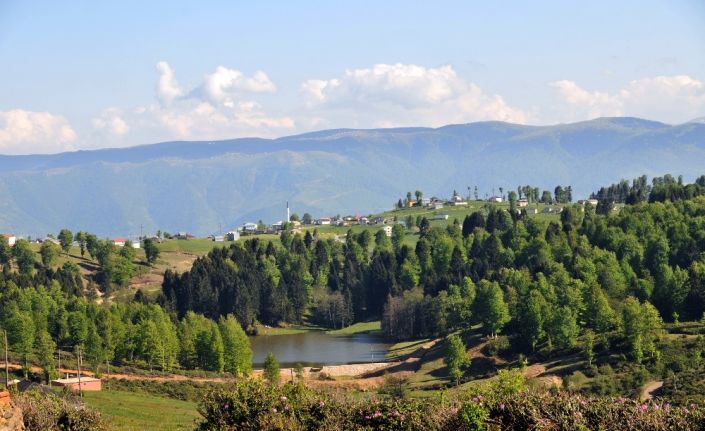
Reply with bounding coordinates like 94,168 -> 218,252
82,390 -> 199,431
327,320 -> 381,336
386,338 -> 431,360
254,323 -> 321,336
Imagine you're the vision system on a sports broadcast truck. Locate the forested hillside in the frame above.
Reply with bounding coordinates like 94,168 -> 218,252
0,234 -> 253,378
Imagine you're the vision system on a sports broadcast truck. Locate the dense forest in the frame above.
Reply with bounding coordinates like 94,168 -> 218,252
0,235 -> 252,379
164,175 -> 705,367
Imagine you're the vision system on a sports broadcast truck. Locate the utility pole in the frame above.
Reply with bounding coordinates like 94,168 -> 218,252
106,358 -> 110,390
3,330 -> 8,389
76,345 -> 83,398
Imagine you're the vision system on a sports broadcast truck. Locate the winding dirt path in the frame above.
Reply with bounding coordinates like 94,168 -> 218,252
640,380 -> 664,401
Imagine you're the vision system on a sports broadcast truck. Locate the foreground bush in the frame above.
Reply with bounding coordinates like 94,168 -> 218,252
196,379 -> 705,431
13,391 -> 107,431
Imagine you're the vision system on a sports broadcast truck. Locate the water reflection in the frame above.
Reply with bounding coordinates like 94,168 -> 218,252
250,331 -> 391,367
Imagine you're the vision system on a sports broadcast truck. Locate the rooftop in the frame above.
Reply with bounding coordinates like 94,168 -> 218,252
52,376 -> 100,384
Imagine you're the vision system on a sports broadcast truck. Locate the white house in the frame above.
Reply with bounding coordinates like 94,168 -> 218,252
383,225 -> 393,237
2,234 -> 16,246
517,199 -> 529,207
226,231 -> 240,241
112,237 -> 127,247
433,214 -> 449,221
243,222 -> 258,233
317,217 -> 332,225
489,196 -> 503,203
432,203 -> 444,210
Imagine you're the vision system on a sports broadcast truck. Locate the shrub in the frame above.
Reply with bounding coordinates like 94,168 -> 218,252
484,335 -> 510,357
458,402 -> 488,431
14,390 -> 107,431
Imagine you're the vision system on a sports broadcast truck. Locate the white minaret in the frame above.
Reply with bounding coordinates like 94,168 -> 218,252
287,201 -> 290,222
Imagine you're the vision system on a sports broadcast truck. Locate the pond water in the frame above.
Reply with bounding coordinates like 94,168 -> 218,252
250,331 -> 391,367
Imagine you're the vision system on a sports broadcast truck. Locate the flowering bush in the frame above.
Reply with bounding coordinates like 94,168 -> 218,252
196,379 -> 705,431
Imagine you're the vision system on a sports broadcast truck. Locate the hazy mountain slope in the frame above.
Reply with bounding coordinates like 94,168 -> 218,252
0,117 -> 703,237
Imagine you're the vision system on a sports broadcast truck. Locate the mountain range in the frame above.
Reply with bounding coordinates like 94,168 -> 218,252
1,117 -> 704,237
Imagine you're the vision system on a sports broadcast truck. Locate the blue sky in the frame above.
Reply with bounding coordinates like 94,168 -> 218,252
1,0 -> 704,154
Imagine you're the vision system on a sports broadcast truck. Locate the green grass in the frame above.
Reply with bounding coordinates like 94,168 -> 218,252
327,320 -> 381,336
254,323 -> 321,336
156,238 -> 231,254
82,389 -> 199,431
386,338 -> 431,360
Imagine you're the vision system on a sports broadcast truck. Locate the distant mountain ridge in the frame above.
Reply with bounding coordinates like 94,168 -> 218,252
1,117 -> 704,237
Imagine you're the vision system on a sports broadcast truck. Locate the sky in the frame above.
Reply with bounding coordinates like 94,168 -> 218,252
1,0 -> 704,155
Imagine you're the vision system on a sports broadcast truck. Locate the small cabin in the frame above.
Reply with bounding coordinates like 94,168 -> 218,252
1,234 -> 16,246
51,376 -> 102,392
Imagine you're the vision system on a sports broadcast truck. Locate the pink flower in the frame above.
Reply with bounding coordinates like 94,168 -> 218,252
319,401 -> 325,408
373,411 -> 382,418
272,408 -> 277,413
500,404 -> 505,410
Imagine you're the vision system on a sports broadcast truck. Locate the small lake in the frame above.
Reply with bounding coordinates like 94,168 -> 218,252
250,331 -> 391,367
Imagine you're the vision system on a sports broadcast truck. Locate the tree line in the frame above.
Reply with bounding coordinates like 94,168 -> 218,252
591,174 -> 705,209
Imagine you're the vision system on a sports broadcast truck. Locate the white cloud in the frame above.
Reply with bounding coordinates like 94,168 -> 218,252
139,62 -> 291,140
92,108 -> 129,135
148,102 -> 296,140
300,63 -> 528,127
551,75 -> 705,123
0,109 -> 76,154
156,61 -> 184,105
198,66 -> 276,105
550,80 -> 623,120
